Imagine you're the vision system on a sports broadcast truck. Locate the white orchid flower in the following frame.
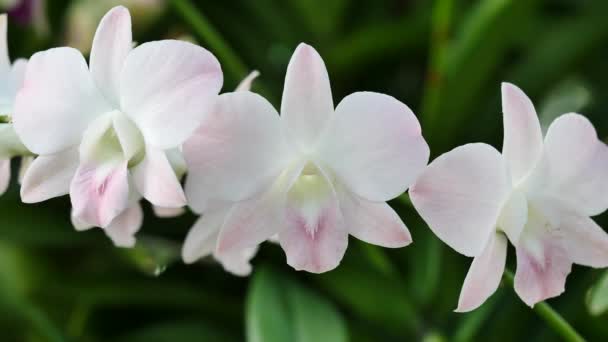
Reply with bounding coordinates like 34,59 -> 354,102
0,13 -> 29,195
14,6 -> 222,229
183,44 -> 429,274
410,82 -> 608,311
182,70 -> 261,276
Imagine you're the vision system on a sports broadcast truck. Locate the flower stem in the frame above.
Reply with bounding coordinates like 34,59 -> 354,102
503,270 -> 585,342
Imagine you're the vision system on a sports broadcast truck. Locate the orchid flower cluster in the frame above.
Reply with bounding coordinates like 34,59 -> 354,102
2,6 -> 608,312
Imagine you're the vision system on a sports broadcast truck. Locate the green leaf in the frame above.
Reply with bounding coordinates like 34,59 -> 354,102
247,266 -> 348,342
586,271 -> 608,316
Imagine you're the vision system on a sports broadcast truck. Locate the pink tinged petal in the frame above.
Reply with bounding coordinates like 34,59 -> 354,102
70,160 -> 130,228
103,202 -> 143,248
281,43 -> 333,148
410,143 -> 510,257
497,189 -> 528,244
279,164 -> 348,273
120,40 -> 222,149
0,14 -> 10,72
339,189 -> 411,248
0,158 -> 10,195
183,91 -> 284,212
514,209 -> 572,307
216,245 -> 259,277
559,215 -> 608,268
320,92 -> 429,202
89,6 -> 132,106
153,205 -> 185,218
13,47 -> 110,155
132,147 -> 186,208
20,148 -> 79,203
501,82 -> 543,184
182,210 -> 227,264
71,208 -> 94,231
235,70 -> 260,92
456,233 -> 508,312
217,162 -> 305,257
539,113 -> 608,216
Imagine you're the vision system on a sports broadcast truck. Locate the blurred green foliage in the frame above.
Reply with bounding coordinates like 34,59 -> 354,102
2,0 -> 608,340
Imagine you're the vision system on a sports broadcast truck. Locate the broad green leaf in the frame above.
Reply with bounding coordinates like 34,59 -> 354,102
586,271 -> 608,316
247,266 -> 348,342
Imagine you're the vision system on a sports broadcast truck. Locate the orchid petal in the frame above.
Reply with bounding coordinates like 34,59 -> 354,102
70,159 -> 130,228
320,92 -> 429,201
538,113 -> 608,216
235,70 -> 260,92
0,158 -> 9,195
559,215 -> 608,268
71,208 -> 94,231
217,162 -> 304,257
514,209 -> 571,307
20,148 -> 79,203
501,83 -> 543,184
90,6 -> 132,106
456,233 -> 508,312
132,146 -> 186,208
279,164 -> 348,273
182,209 -> 228,264
13,47 -> 110,155
497,189 -> 528,245
217,245 -> 258,277
0,58 -> 27,113
120,40 -> 222,149
339,189 -> 411,248
281,43 -> 333,148
104,202 -> 143,248
153,206 -> 185,218
410,143 -> 510,257
184,91 -> 284,212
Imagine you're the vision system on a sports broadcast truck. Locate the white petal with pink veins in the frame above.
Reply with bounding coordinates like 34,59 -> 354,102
104,202 -> 144,248
514,207 -> 572,307
70,160 -> 130,228
279,163 -> 348,273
